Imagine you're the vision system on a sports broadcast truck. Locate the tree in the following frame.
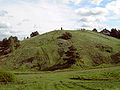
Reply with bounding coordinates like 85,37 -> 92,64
100,28 -> 110,36
92,28 -> 97,32
81,28 -> 86,31
118,30 -> 120,39
30,31 -> 39,37
110,28 -> 119,38
0,36 -> 20,55
2,38 -> 9,47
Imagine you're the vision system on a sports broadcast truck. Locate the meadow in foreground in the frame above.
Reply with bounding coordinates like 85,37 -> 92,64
0,66 -> 120,90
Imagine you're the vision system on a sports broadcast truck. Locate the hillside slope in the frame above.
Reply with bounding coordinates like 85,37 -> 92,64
0,30 -> 120,70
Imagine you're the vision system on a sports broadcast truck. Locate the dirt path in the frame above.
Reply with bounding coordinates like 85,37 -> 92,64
70,78 -> 117,81
14,66 -> 120,76
14,73 -> 41,75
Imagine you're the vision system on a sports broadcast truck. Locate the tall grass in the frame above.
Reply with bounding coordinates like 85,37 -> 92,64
0,70 -> 16,83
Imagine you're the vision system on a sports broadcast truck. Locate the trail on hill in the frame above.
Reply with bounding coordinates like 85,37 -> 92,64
14,66 -> 120,76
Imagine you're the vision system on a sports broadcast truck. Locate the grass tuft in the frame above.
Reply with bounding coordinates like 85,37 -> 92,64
0,70 -> 16,83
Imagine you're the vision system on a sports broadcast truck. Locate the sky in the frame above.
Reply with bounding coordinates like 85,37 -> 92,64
0,0 -> 120,40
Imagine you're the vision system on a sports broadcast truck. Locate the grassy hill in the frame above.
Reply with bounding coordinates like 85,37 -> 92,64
0,30 -> 120,71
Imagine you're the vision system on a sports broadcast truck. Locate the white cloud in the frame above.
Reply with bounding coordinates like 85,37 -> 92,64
90,0 -> 104,5
61,0 -> 83,4
81,22 -> 110,30
0,22 -> 11,28
61,0 -> 104,5
0,10 -> 8,16
0,1 -> 79,40
105,0 -> 120,23
75,7 -> 108,16
106,0 -> 120,15
0,0 -> 115,40
60,0 -> 103,5
76,7 -> 108,30
79,16 -> 106,22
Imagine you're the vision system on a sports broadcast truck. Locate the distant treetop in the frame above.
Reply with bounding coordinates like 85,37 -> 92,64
30,31 -> 39,37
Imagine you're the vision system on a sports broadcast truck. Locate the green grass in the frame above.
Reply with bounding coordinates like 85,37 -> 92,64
0,66 -> 120,90
0,30 -> 120,90
0,70 -> 16,83
0,30 -> 120,70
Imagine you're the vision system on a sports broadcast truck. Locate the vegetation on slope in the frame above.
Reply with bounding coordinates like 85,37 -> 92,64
0,70 -> 16,83
0,66 -> 120,90
0,36 -> 20,55
0,30 -> 120,71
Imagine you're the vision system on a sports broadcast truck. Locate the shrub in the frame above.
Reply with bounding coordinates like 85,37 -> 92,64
111,52 -> 120,64
92,28 -> 97,32
110,28 -> 119,38
0,36 -> 20,55
100,28 -> 110,36
30,31 -> 39,37
0,70 -> 16,83
57,32 -> 72,40
103,71 -> 120,79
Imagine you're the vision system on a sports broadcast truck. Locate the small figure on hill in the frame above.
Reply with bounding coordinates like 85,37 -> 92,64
81,28 -> 86,31
61,27 -> 63,30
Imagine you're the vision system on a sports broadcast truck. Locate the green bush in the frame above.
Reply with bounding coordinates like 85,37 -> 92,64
102,71 -> 120,79
0,70 -> 16,83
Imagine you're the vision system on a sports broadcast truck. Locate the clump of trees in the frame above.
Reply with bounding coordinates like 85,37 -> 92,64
110,28 -> 120,39
100,28 -> 110,36
30,31 -> 39,37
81,28 -> 86,31
0,36 -> 20,55
92,28 -> 120,39
92,28 -> 97,32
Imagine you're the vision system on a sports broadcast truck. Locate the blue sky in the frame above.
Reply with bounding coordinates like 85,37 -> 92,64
0,0 -> 120,40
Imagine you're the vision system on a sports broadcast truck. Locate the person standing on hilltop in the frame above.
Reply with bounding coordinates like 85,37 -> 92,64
61,27 -> 63,30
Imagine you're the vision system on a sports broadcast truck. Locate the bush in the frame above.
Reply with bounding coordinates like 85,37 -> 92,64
0,36 -> 20,55
30,31 -> 39,37
92,28 -> 97,32
111,52 -> 120,64
0,70 -> 16,83
57,32 -> 72,40
110,28 -> 119,38
103,71 -> 120,79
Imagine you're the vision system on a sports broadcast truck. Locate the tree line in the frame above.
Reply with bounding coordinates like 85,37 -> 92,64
92,28 -> 120,39
0,36 -> 20,55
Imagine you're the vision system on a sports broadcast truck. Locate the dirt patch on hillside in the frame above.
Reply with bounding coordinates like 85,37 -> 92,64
14,73 -> 40,75
0,61 -> 4,65
70,78 -> 117,81
96,44 -> 113,53
19,57 -> 35,64
111,52 -> 120,64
